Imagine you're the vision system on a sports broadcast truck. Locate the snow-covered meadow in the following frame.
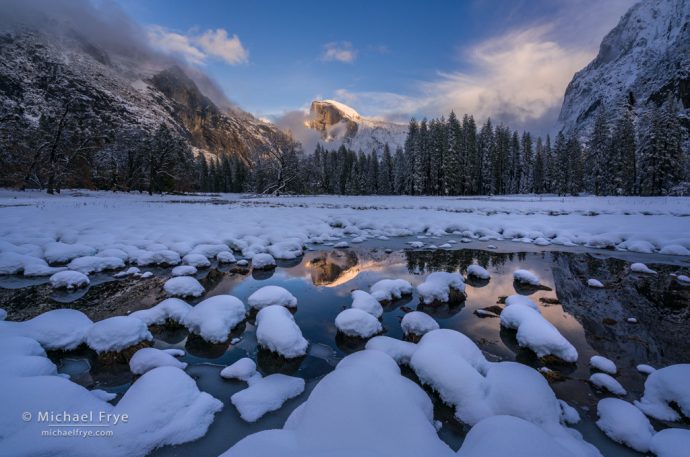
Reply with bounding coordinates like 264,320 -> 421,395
1,190 -> 689,457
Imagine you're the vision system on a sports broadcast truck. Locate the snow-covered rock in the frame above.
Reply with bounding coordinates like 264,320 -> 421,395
631,262 -> 657,275
67,255 -> 125,274
49,270 -> 90,289
163,276 -> 205,297
334,241 -> 349,248
136,249 -> 181,266
255,305 -> 308,358
171,265 -> 197,277
417,272 -> 466,304
513,269 -> 541,286
505,294 -> 540,310
220,358 -> 258,381
1,354 -> 58,377
401,311 -> 439,338
129,347 -> 187,374
365,336 -> 418,365
182,295 -> 246,343
370,278 -> 413,302
0,252 -> 64,276
335,308 -> 382,338
44,242 -> 96,264
247,285 -> 297,310
217,251 -> 237,263
596,398 -> 654,452
589,373 -> 627,396
350,290 -> 383,318
86,316 -> 153,353
635,364 -> 690,421
231,374 -> 305,422
587,278 -> 604,288
637,364 -> 656,375
650,428 -> 690,457
0,309 -> 93,350
251,253 -> 276,270
500,300 -> 578,362
129,298 -> 192,326
467,264 -> 490,280
182,253 -> 211,268
114,266 -> 141,278
590,355 -> 617,375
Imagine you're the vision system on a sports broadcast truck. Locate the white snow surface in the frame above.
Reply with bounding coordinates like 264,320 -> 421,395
637,364 -> 657,375
370,278 -> 413,302
129,298 -> 192,326
182,253 -> 211,268
49,270 -> 90,289
220,358 -> 257,381
230,374 -> 305,422
129,347 -> 187,374
255,305 -> 308,358
634,364 -> 690,421
589,373 -> 627,396
417,272 -> 465,304
181,295 -> 246,343
596,398 -> 655,452
171,265 -> 197,276
335,308 -> 382,338
500,299 -> 578,362
217,251 -> 237,263
350,290 -> 383,318
163,276 -> 205,297
365,336 -> 418,365
513,269 -> 541,286
251,253 -> 276,269
590,355 -> 617,374
587,278 -> 604,288
85,316 -> 153,353
401,311 -> 440,337
1,193 -> 689,281
631,262 -> 657,274
67,255 -> 124,274
247,285 -> 297,310
0,309 -> 93,350
650,428 -> 690,457
466,264 -> 490,280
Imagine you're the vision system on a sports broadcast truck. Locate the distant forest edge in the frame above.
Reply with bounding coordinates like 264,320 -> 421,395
0,96 -> 687,196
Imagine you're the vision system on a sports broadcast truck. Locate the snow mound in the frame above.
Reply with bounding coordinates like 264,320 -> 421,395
256,305 -> 308,358
171,265 -> 197,276
590,373 -> 627,395
635,364 -> 690,421
129,347 -> 187,374
334,241 -> 349,248
587,278 -> 604,288
417,272 -> 466,304
67,256 -> 125,274
365,336 -> 418,365
267,239 -> 304,259
231,374 -> 305,422
164,276 -> 205,297
182,295 -> 246,343
370,278 -> 413,302
44,242 -> 96,264
590,355 -> 617,374
631,262 -> 657,274
129,298 -> 192,326
596,398 -> 654,452
220,358 -> 257,381
252,253 -> 276,270
1,354 -> 58,377
500,300 -> 578,362
513,269 -> 541,286
0,309 -> 93,350
335,308 -> 382,338
401,311 -> 439,338
0,308 -> 5,320
191,243 -> 229,258
0,335 -> 46,357
350,290 -> 383,318
467,264 -> 490,280
505,294 -> 540,310
221,350 -> 452,457
0,252 -> 64,276
86,316 -> 153,353
248,285 -> 297,310
217,251 -> 237,263
114,266 -> 141,278
182,253 -> 211,268
637,364 -> 656,375
49,270 -> 90,289
136,249 -> 181,266
650,428 -> 690,457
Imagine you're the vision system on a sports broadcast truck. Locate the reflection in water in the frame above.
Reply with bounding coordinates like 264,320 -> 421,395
41,246 -> 672,457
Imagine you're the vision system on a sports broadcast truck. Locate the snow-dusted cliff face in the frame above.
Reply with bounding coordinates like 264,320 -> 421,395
0,27 -> 292,161
306,100 -> 407,154
559,0 -> 690,136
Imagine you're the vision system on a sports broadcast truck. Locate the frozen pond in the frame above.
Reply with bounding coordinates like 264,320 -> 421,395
4,244 -> 687,456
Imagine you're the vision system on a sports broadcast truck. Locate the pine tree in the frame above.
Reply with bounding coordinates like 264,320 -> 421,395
612,108 -> 637,195
378,144 -> 393,194
444,112 -> 462,195
588,110 -> 611,195
509,131 -> 521,194
533,136 -> 545,194
478,119 -> 495,194
520,132 -> 533,193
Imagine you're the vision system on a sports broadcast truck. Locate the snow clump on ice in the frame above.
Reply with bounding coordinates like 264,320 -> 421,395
370,278 -> 413,302
350,290 -> 383,318
596,398 -> 654,452
590,355 -> 617,374
248,285 -> 297,310
416,272 -> 466,304
85,316 -> 153,353
467,264 -> 490,280
335,308 -> 382,338
251,253 -> 276,269
634,364 -> 690,421
401,311 -> 439,338
255,305 -> 308,358
182,295 -> 246,343
49,270 -> 90,289
513,269 -> 541,286
164,276 -> 205,297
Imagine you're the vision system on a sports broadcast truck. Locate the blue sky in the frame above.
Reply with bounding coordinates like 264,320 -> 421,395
115,0 -> 634,133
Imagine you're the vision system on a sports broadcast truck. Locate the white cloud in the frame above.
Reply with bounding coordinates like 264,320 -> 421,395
321,41 -> 357,63
195,28 -> 248,65
147,25 -> 248,66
